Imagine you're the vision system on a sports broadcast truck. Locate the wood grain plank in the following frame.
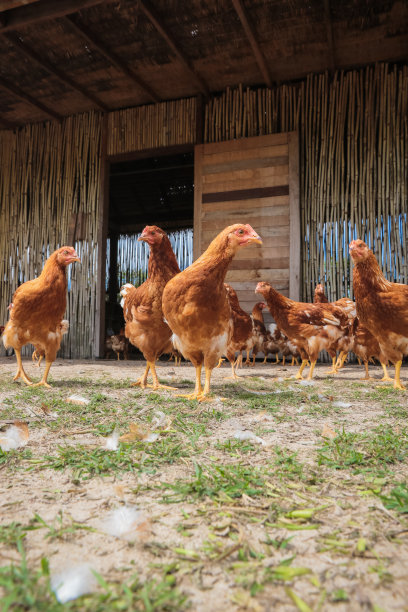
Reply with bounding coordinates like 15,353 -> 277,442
202,164 -> 288,186
202,184 -> 289,202
202,155 -> 289,175
202,144 -> 288,165
202,204 -> 289,220
202,195 -> 289,212
201,214 -> 289,231
226,268 -> 289,282
201,133 -> 288,155
229,257 -> 289,270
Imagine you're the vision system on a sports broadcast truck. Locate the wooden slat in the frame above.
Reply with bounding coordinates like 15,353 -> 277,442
202,195 -> 289,213
202,226 -> 289,245
201,214 -> 289,231
202,164 -> 289,186
201,133 -> 288,154
202,184 -> 289,202
193,143 -> 203,261
201,144 -> 288,165
229,257 -> 290,270
226,268 -> 289,282
203,205 -> 289,221
202,155 -> 288,174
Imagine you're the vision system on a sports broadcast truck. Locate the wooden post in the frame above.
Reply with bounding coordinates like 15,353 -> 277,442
94,113 -> 109,358
288,131 -> 301,300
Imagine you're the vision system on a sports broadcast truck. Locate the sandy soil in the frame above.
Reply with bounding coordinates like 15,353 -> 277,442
1,356 -> 408,611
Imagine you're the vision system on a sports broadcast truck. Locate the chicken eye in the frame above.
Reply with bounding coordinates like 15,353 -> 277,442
238,229 -> 244,235
63,250 -> 68,255
151,231 -> 156,236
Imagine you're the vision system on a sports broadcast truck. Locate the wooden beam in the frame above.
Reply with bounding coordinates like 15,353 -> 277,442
323,0 -> 336,72
95,113 -> 109,358
231,0 -> 272,88
0,0 -> 111,32
0,75 -> 62,121
139,0 -> 209,97
0,116 -> 19,130
288,131 -> 300,301
4,32 -> 109,111
65,14 -> 160,103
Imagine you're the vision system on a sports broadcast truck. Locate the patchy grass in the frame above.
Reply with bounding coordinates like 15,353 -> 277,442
1,359 -> 408,611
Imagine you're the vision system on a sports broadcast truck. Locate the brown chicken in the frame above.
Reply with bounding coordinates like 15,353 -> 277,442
349,239 -> 408,389
2,247 -> 80,387
120,225 -> 180,390
32,319 -> 69,366
313,283 -> 356,373
223,283 -> 254,379
245,302 -> 268,366
162,224 -> 262,400
256,281 -> 349,380
314,283 -> 329,304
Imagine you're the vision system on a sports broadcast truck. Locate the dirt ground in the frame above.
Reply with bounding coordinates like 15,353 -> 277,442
1,355 -> 408,611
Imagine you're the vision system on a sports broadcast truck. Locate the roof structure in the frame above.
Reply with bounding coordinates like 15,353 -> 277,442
0,0 -> 407,128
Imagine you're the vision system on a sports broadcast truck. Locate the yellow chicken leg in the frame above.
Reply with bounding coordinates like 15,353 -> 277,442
149,361 -> 177,390
380,363 -> 393,382
31,361 -> 53,388
13,349 -> 32,385
326,356 -> 338,375
175,365 -> 203,400
360,360 -> 373,381
307,360 -> 317,380
275,354 -> 280,364
197,366 -> 216,402
224,361 -> 241,381
132,362 -> 150,388
394,360 -> 406,390
295,359 -> 308,380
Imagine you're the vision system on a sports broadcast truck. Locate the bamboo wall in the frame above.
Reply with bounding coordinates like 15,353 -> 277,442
0,112 -> 102,358
204,64 -> 408,301
107,97 -> 197,156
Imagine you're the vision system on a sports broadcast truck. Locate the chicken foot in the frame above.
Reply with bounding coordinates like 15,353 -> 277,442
393,360 -> 406,390
291,356 -> 299,366
132,361 -> 176,390
224,361 -> 242,381
294,359 -> 309,380
306,360 -> 317,380
380,363 -> 393,382
262,355 -> 268,364
13,349 -> 32,385
326,356 -> 338,375
31,361 -> 53,388
275,354 -> 280,364
175,365 -> 203,400
360,361 -> 374,381
336,351 -> 348,370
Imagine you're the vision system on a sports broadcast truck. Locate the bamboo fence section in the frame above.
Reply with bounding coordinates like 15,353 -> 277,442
0,111 -> 102,358
204,64 -> 408,301
107,97 -> 197,156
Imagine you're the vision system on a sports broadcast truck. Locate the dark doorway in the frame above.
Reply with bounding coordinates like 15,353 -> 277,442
105,150 -> 194,347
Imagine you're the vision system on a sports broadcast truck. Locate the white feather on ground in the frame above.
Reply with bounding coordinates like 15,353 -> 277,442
51,564 -> 97,603
233,430 -> 267,446
99,506 -> 150,541
0,423 -> 29,451
104,427 -> 119,450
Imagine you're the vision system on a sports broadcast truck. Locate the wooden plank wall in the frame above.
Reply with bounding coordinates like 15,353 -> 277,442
194,132 -> 299,318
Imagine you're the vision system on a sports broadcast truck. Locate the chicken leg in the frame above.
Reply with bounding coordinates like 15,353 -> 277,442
295,359 -> 308,380
360,361 -> 374,381
393,360 -> 406,390
132,362 -> 150,388
13,349 -> 32,385
175,365 -> 203,400
148,361 -> 177,391
307,360 -> 317,380
380,363 -> 393,382
224,360 -> 241,381
326,356 -> 338,375
31,361 -> 53,388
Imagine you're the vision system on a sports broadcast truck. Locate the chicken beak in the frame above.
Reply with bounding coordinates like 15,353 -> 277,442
248,234 -> 262,245
69,252 -> 81,263
138,233 -> 148,242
